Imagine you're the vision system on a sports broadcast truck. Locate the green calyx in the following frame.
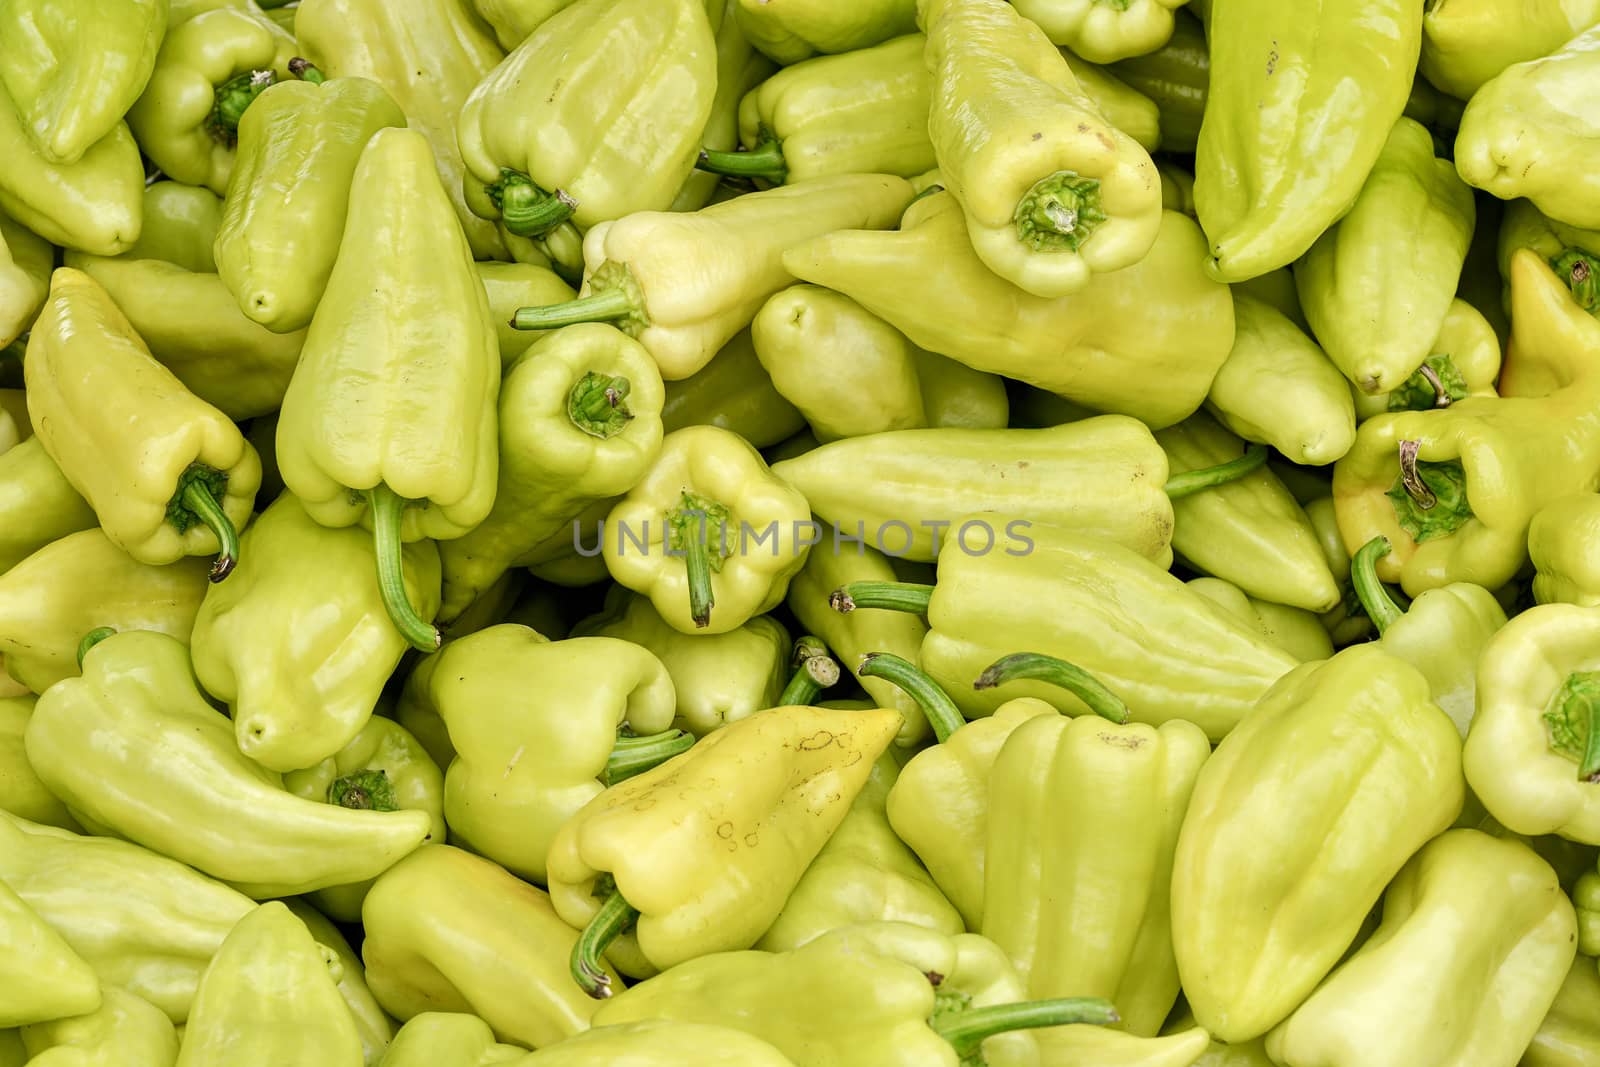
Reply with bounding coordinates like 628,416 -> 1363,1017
328,770 -> 399,812
668,491 -> 733,629
209,69 -> 276,144
1387,441 -> 1472,544
1543,670 -> 1600,781
76,627 -> 116,669
568,372 -> 634,439
511,259 -> 649,335
697,129 -> 787,184
1552,248 -> 1600,317
486,169 -> 578,238
1013,170 -> 1107,253
166,464 -> 240,582
1388,355 -> 1469,412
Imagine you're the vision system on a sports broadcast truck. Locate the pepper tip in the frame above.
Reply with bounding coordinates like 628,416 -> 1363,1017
208,554 -> 237,583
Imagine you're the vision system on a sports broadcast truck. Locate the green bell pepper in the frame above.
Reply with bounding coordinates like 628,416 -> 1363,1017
19,985 -> 179,1067
733,0 -> 916,64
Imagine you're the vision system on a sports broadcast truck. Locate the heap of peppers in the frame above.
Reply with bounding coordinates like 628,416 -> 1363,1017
3,0 -> 1600,1064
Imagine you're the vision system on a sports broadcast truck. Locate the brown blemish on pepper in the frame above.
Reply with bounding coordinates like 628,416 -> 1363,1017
797,730 -> 836,751
1100,732 -> 1146,749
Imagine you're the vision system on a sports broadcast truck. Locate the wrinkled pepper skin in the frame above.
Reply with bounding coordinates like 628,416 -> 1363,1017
24,268 -> 261,569
459,0 -> 716,236
1013,0 -> 1185,63
0,878 -> 101,1028
920,0 -> 1160,298
0,92 -> 143,256
0,809 -> 255,1023
19,985 -> 179,1067
1156,412 -> 1340,612
660,328 -> 806,446
548,705 -> 902,977
436,323 -> 663,624
573,587 -> 788,736
985,713 -> 1209,1036
25,630 -> 432,898
1185,577 -> 1336,663
1171,645 -> 1465,1042
1107,8 -> 1207,154
1296,117 -> 1477,395
0,213 -> 51,349
1267,829 -> 1575,1067
1422,0 -> 1600,100
0,438 -> 97,577
1195,0 -> 1421,281
0,696 -> 78,830
1351,298 -> 1503,421
0,529 -> 210,694
775,417 -> 1172,564
123,180 -> 223,271
1204,293 -> 1355,466
215,74 -> 406,333
0,0 -> 168,165
1456,26 -> 1600,230
1532,495 -> 1600,607
517,1020 -> 801,1066
783,193 -> 1233,430
758,754 -> 964,953
379,1012 -> 526,1067
734,0 -> 916,64
362,845 -> 613,1050
1332,251 -> 1600,597
1522,953 -> 1600,1067
176,902 -> 363,1067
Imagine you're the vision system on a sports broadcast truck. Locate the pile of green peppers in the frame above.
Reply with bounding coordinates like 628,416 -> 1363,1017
4,0 -> 1600,1063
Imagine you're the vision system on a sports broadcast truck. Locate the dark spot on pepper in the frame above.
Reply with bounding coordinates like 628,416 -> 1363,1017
1032,132 -> 1042,141
797,730 -> 836,751
1100,732 -> 1147,749
716,821 -> 734,839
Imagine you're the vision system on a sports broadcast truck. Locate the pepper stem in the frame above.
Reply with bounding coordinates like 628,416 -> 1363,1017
779,635 -> 841,705
76,627 -> 116,668
933,998 -> 1120,1058
667,492 -> 730,629
859,651 -> 965,744
209,69 -> 276,143
1349,536 -> 1404,635
1388,355 -> 1468,412
365,485 -> 442,653
288,58 -> 326,84
602,730 -> 694,786
973,652 -> 1129,724
1013,170 -> 1107,253
488,170 -> 577,237
568,372 -> 634,438
696,134 -> 787,184
1386,442 -> 1472,543
828,581 -> 934,615
1164,444 -> 1268,500
1542,672 -> 1600,782
571,883 -> 638,999
512,289 -> 640,332
1553,248 -> 1600,315
168,465 -> 240,582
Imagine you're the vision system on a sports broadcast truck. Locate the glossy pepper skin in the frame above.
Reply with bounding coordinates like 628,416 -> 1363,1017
1204,293 -> 1355,466
362,845 -> 613,1050
1185,577 -> 1335,663
25,630 -> 431,898
18,985 -> 179,1067
1012,0 -> 1185,63
1296,117 -> 1477,395
0,696 -> 78,830
1195,0 -> 1421,281
673,0 -> 773,213
475,262 -> 576,366
0,878 -> 101,1027
1332,251 -> 1600,597
460,0 -> 715,237
0,0 -> 168,164
1422,0 -> 1600,100
986,713 -> 1209,1036
127,7 -> 296,194
1107,9 -> 1207,154
1522,953 -> 1600,1067
775,417 -> 1172,564
0,213 -> 50,349
436,323 -> 663,625
734,0 -> 916,64
660,328 -> 805,446
573,586 -> 789,736
215,72 -> 406,334
0,809 -> 255,1023
518,1020 -> 801,1066
1156,412 -> 1340,612
1497,200 -> 1600,325
190,492 -> 441,772
0,438 -> 97,577
1531,495 -> 1600,607
920,0 -> 1160,298
1457,27 -> 1600,230
25,268 -> 261,576
122,180 -> 223,271
283,898 -> 396,1064
517,173 -> 913,381
411,625 -> 677,884
470,0 -> 575,51
1171,645 -> 1465,1042
380,1012 -> 526,1067
603,425 -> 811,635
548,705 -> 901,979
1271,829 -> 1574,1067
1350,298 -> 1503,421
784,193 -> 1234,430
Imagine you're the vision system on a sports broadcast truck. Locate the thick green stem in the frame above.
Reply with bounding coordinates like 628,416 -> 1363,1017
568,372 -> 634,438
1553,248 -> 1600,315
365,485 -> 441,652
512,288 -> 640,331
488,170 -> 577,237
209,69 -> 275,143
167,465 -> 240,582
933,997 -> 1120,1058
76,627 -> 116,668
859,651 -> 965,744
1387,441 -> 1472,543
571,883 -> 638,999
602,730 -> 694,786
1164,444 -> 1268,500
1013,170 -> 1107,253
697,135 -> 787,184
973,652 -> 1129,724
288,58 -> 325,84
828,581 -> 933,615
329,770 -> 398,812
1349,536 -> 1404,635
667,492 -> 730,629
779,635 -> 841,705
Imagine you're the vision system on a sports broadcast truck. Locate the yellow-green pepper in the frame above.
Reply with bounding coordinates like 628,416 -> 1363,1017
1107,8 -> 1207,154
1498,199 -> 1600,323
1531,495 -> 1600,607
121,180 -> 222,272
0,696 -> 77,831
0,213 -> 50,349
469,0 -> 575,51
379,1012 -> 526,1067
19,985 -> 179,1067
1013,0 -> 1186,63
673,0 -> 775,213
659,327 -> 806,446
1421,0 -> 1600,100
1185,578 -> 1335,663
0,438 -> 97,577
474,262 -> 576,366
0,878 -> 101,1027
1522,953 -> 1600,1067
517,1020 -> 802,1066
733,0 -> 916,64
283,898 -> 395,1064
1350,298 -> 1503,421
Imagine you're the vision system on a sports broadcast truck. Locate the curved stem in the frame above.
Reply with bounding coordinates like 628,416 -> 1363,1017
973,652 -> 1128,724
288,58 -> 326,84
859,652 -> 965,744
602,730 -> 694,786
828,581 -> 933,615
1396,440 -> 1435,509
696,136 -> 787,184
779,635 -> 841,705
1164,444 -> 1268,500
933,998 -> 1119,1058
571,884 -> 638,999
668,492 -> 729,629
365,485 -> 441,652
76,627 -> 116,668
568,372 -> 633,438
512,289 -> 639,332
1349,536 -> 1403,635
179,475 -> 240,583
490,170 -> 577,238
